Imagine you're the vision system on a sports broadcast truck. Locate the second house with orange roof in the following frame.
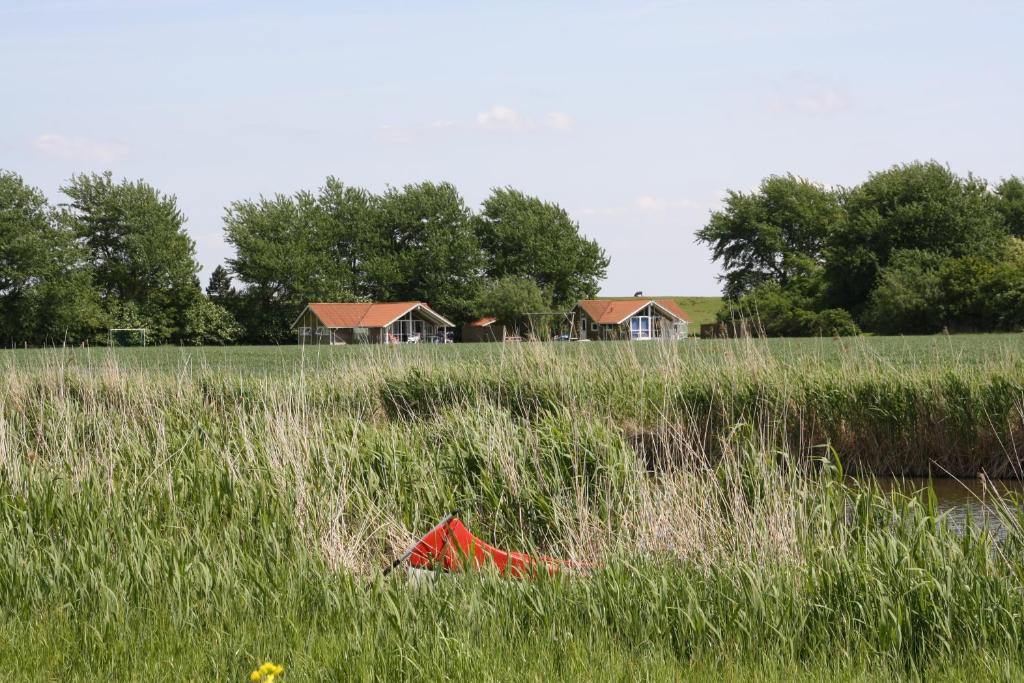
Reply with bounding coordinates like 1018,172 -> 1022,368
291,302 -> 455,345
571,299 -> 690,341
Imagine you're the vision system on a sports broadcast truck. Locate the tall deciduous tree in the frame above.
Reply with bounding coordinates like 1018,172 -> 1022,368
475,276 -> 548,334
0,170 -> 101,345
224,190 -> 356,343
317,178 -> 384,299
696,175 -> 843,300
996,176 -> 1024,238
475,188 -> 608,308
825,162 -> 1006,314
61,172 -> 201,342
223,180 -> 606,340
375,182 -> 483,322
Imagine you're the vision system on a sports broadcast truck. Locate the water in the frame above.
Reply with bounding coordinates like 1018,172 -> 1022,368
871,477 -> 1024,538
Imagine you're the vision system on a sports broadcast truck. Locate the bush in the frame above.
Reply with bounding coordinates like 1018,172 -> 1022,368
862,250 -> 947,334
810,308 -> 859,336
182,297 -> 242,345
719,284 -> 857,337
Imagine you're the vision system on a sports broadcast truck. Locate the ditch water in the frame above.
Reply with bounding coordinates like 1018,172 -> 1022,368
870,477 -> 1024,538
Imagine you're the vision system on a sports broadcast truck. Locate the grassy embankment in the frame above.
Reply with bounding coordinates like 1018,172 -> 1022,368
1,336 -> 1023,680
598,294 -> 723,326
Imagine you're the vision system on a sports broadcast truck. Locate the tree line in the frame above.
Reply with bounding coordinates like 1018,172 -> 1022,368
0,170 -> 608,346
698,161 -> 1024,335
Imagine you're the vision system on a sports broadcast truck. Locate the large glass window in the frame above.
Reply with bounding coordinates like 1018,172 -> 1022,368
630,316 -> 651,339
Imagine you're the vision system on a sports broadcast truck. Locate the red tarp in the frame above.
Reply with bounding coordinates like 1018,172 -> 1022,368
406,516 -> 564,578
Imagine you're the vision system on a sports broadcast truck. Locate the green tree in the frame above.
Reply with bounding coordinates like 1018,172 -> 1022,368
375,182 -> 483,323
718,283 -> 857,337
475,276 -> 548,335
61,172 -> 201,343
696,175 -> 844,300
0,170 -> 101,345
825,162 -> 1006,315
995,177 -> 1024,238
475,188 -> 608,308
978,238 -> 1024,330
224,191 -> 355,343
182,297 -> 242,345
317,178 -> 385,298
862,250 -> 948,335
206,265 -> 235,303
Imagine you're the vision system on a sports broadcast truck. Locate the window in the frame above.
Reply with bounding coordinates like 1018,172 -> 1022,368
591,322 -> 599,331
630,316 -> 652,340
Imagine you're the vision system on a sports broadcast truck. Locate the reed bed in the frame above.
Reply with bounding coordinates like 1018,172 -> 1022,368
1,339 -> 1024,680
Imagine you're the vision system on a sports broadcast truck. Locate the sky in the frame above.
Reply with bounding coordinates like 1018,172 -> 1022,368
2,0 -> 1022,296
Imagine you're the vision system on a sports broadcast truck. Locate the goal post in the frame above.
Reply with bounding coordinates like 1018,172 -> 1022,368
108,328 -> 147,347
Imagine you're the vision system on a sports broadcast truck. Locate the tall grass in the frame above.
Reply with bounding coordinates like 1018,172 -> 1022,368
1,340 -> 1023,680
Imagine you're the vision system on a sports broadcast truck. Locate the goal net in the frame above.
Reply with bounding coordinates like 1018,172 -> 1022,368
108,328 -> 147,347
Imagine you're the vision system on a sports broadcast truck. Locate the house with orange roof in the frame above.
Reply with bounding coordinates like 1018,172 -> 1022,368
291,302 -> 455,345
571,299 -> 690,341
461,315 -> 532,343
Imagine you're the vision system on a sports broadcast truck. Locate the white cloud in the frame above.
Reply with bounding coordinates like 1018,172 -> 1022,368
476,105 -> 522,129
376,106 -> 575,144
32,133 -> 129,163
769,84 -> 852,116
635,196 -> 700,211
578,196 -> 701,216
792,88 -> 851,114
374,124 -> 415,144
578,206 -> 629,217
544,111 -> 574,131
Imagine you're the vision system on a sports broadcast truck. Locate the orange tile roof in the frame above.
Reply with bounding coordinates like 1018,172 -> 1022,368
654,299 -> 691,322
576,299 -> 691,324
303,302 -> 453,328
469,316 -> 497,327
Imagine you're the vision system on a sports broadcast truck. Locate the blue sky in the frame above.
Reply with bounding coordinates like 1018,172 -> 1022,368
2,1 -> 1021,295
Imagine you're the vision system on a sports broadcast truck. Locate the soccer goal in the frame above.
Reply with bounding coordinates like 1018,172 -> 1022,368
108,328 -> 147,347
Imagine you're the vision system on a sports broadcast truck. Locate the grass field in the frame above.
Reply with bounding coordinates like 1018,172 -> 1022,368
598,294 -> 723,326
2,336 -> 1024,680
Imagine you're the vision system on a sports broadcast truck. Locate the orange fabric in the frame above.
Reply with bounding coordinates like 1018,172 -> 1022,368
576,299 -> 691,323
407,517 -> 564,578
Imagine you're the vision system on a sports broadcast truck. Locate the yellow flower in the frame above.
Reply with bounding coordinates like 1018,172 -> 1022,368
250,661 -> 284,682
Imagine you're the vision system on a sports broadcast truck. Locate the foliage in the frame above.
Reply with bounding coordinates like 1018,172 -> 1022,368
375,182 -> 483,323
475,187 -> 608,307
996,176 -> 1024,238
701,162 -> 1017,335
224,190 -> 355,343
863,241 -> 1024,334
863,250 -> 947,334
474,275 -> 549,333
982,238 -> 1024,330
206,264 -> 236,304
224,180 -> 605,342
183,297 -> 242,345
825,162 -> 1005,314
0,170 -> 103,346
60,172 -> 202,343
719,283 -> 858,337
696,175 -> 843,300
